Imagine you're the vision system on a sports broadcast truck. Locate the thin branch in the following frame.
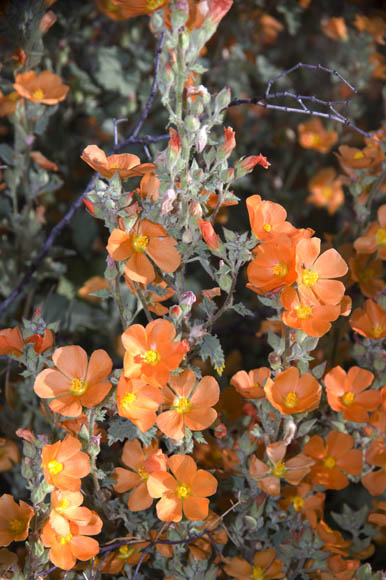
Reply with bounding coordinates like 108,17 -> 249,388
120,32 -> 165,144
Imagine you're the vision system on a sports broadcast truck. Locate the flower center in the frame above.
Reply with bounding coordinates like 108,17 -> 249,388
176,396 -> 192,415
376,228 -> 386,247
341,392 -> 355,406
137,467 -> 149,480
273,263 -> 288,277
59,533 -> 72,544
321,186 -> 332,199
121,392 -> 137,408
284,391 -> 298,408
32,88 -> 44,100
372,325 -> 384,338
263,223 -> 271,232
70,378 -> 88,396
302,269 -> 319,287
142,349 -> 160,365
8,92 -> 20,102
251,567 -> 265,580
146,0 -> 165,9
359,267 -> 375,282
292,496 -> 304,511
118,544 -> 136,559
9,518 -> 25,535
296,304 -> 312,319
176,483 -> 191,499
132,234 -> 149,252
48,460 -> 63,475
311,134 -> 321,146
56,499 -> 70,514
324,456 -> 336,469
354,151 -> 364,159
271,461 -> 287,478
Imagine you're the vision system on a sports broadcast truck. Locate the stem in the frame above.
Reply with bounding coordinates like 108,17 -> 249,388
133,281 -> 153,323
114,274 -> 126,328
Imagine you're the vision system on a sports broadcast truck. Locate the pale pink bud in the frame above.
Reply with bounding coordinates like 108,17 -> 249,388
181,291 -> 196,306
161,188 -> 177,215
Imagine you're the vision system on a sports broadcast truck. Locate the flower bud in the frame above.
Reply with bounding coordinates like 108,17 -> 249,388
195,125 -> 208,153
221,126 -> 236,155
199,219 -> 220,250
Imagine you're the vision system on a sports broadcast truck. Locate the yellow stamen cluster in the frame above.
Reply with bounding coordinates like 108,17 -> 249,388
176,483 -> 191,499
146,0 -> 165,9
273,263 -> 288,277
284,391 -> 298,408
341,392 -> 355,406
121,392 -> 137,409
251,566 -> 265,580
302,269 -> 319,287
9,518 -> 25,535
132,234 -> 149,252
263,223 -> 271,232
271,461 -> 286,478
137,467 -> 149,481
354,151 -> 364,159
175,396 -> 192,415
32,88 -> 44,100
118,545 -> 135,559
56,498 -> 70,514
70,378 -> 88,396
372,325 -> 384,339
292,496 -> 304,511
311,134 -> 321,146
376,228 -> 386,247
324,456 -> 336,469
142,349 -> 160,365
321,186 -> 332,200
59,533 -> 72,544
48,460 -> 63,475
296,304 -> 312,319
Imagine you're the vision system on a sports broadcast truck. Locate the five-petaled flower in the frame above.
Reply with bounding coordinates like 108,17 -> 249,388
34,345 -> 112,417
157,369 -> 220,440
147,454 -> 217,522
41,435 -> 90,491
265,366 -> 321,415
0,495 -> 34,547
13,71 -> 69,105
81,144 -> 155,179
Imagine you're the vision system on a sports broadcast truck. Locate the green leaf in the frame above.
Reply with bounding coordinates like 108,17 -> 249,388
95,46 -> 139,97
199,334 -> 225,374
232,302 -> 254,317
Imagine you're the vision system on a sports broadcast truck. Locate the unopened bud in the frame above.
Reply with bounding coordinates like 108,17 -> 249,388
181,291 -> 196,306
195,125 -> 208,153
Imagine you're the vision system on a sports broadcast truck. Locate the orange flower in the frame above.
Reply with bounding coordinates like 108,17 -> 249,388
249,441 -> 314,496
198,219 -> 220,250
13,71 -> 69,105
48,490 -> 102,538
354,204 -> 386,260
325,555 -> 359,580
303,431 -> 362,490
107,219 -> 181,284
265,366 -> 321,415
24,329 -> 54,354
298,119 -> 338,153
321,17 -> 347,41
349,254 -> 384,298
81,144 -> 155,179
78,276 -> 109,303
224,548 -> 284,579
349,299 -> 386,339
240,153 -> 271,171
362,440 -> 386,496
29,151 -> 58,172
41,519 -> 100,570
324,366 -> 380,423
230,367 -> 273,399
113,439 -> 167,511
116,374 -> 162,432
315,520 -> 351,556
41,435 -> 90,491
247,236 -> 297,295
296,237 -> 348,305
354,15 -> 386,45
157,369 -> 219,440
0,495 -> 34,546
368,501 -> 386,527
96,0 -> 168,21
0,327 -> 23,356
246,195 -> 295,241
279,483 -> 325,528
221,127 -> 236,155
187,510 -> 227,561
307,168 -> 344,215
98,540 -> 149,572
147,454 -> 217,522
0,439 -> 20,473
0,91 -> 20,117
281,287 -> 340,337
138,171 -> 160,201
34,345 -> 112,417
121,318 -> 189,386
336,143 -> 385,173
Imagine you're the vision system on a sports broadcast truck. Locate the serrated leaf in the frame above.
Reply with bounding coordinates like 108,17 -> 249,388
232,302 -> 254,317
312,361 -> 327,379
199,334 -> 225,373
297,418 -> 317,438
